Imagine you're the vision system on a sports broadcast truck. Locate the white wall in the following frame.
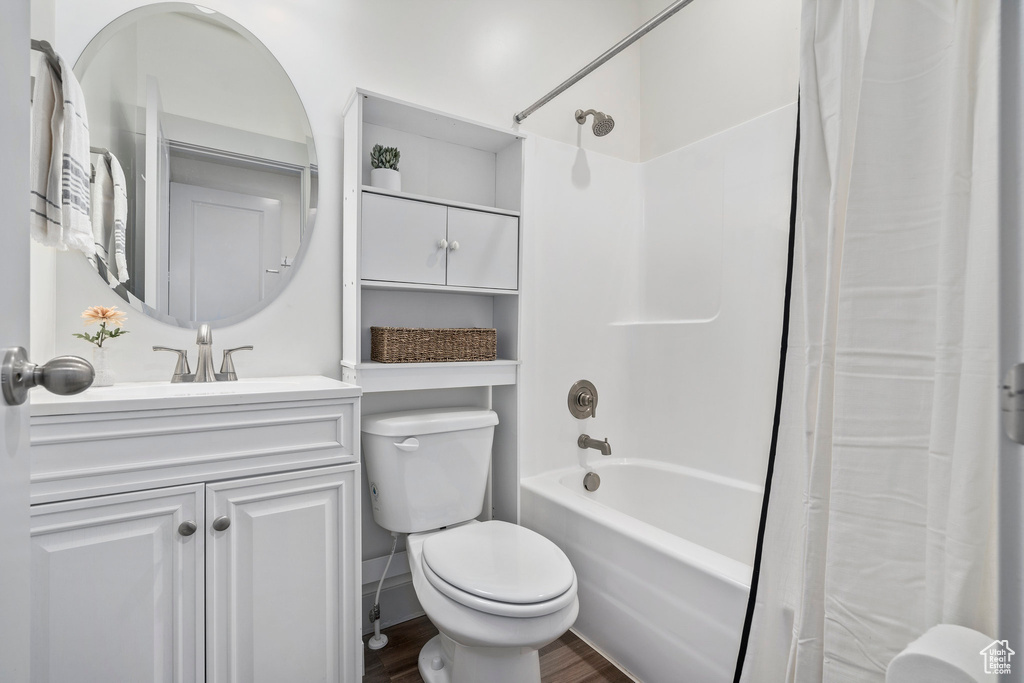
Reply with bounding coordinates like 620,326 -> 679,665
519,136 -> 643,478
516,0 -> 800,487
630,104 -> 796,485
519,104 -> 796,485
637,0 -> 800,159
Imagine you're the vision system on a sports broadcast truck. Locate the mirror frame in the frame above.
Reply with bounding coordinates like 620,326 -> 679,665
74,2 -> 318,330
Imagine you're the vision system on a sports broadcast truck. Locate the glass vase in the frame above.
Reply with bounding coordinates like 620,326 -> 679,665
92,345 -> 114,387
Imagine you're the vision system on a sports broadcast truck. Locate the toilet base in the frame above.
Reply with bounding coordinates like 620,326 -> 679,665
418,633 -> 542,683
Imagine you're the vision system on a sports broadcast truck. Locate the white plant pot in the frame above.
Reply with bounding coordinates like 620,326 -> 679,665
370,168 -> 401,192
92,345 -> 114,387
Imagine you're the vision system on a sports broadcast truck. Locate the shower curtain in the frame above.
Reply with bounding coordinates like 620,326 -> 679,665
739,1 -> 999,681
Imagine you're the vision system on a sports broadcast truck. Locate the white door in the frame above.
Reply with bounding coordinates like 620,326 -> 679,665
206,466 -> 359,683
29,485 -> 204,682
167,183 -> 282,322
145,75 -> 169,310
445,208 -> 519,290
1,4 -> 32,681
999,1 -> 1024,663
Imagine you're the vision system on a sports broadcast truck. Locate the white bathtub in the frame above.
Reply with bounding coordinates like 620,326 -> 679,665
520,458 -> 763,683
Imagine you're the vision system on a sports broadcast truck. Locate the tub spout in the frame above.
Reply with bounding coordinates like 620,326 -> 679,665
578,434 -> 612,455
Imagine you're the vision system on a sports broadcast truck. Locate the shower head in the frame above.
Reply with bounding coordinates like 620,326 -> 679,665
575,109 -> 615,137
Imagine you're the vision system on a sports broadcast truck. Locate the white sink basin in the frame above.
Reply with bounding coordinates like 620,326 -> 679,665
31,375 -> 360,415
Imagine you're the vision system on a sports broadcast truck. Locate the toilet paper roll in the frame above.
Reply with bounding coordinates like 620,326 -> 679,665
886,624 -> 1002,683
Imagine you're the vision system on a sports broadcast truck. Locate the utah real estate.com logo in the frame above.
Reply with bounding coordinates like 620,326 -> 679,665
980,640 -> 1015,675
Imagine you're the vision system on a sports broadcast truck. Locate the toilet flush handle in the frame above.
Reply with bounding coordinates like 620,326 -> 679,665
394,438 -> 419,452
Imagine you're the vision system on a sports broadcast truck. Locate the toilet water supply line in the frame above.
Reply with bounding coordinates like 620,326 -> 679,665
367,531 -> 400,650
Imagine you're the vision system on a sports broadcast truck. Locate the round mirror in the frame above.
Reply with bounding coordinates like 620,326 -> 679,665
75,3 -> 317,328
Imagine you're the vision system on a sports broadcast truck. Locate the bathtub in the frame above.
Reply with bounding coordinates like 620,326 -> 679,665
520,458 -> 763,683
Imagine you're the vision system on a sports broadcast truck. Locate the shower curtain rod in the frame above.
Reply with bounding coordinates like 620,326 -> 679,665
512,0 -> 696,125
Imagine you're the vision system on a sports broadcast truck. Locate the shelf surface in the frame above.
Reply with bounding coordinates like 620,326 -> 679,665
340,359 -> 519,393
361,186 -> 520,217
360,279 -> 518,296
358,89 -> 522,153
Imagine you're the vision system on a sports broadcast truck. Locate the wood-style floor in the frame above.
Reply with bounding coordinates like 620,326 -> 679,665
363,616 -> 634,683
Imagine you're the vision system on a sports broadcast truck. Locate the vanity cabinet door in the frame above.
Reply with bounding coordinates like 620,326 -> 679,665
29,485 -> 205,683
361,192 -> 448,285
206,465 -> 359,683
445,207 -> 519,290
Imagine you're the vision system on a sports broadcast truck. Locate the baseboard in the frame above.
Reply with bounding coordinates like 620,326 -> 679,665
362,576 -> 423,635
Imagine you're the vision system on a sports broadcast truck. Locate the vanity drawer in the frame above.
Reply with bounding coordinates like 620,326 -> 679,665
30,398 -> 357,504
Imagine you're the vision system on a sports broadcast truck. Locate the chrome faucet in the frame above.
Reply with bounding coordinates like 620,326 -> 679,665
153,325 -> 252,383
578,434 -> 612,455
194,324 -> 217,382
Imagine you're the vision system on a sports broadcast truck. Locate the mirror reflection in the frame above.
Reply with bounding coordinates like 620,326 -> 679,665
76,3 -> 317,327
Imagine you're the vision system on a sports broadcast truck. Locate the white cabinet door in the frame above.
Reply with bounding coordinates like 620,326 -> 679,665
206,465 -> 359,683
445,208 -> 519,290
29,485 -> 205,683
361,192 -> 447,285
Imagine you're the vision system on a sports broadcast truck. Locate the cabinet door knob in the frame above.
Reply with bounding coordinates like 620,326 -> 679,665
449,240 -> 460,251
178,521 -> 198,537
438,239 -> 448,250
212,516 -> 231,532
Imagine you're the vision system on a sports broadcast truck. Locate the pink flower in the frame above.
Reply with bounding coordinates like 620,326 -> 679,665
81,305 -> 127,328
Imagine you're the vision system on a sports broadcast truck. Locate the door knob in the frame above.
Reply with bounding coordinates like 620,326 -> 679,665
178,521 -> 198,537
212,516 -> 231,532
2,347 -> 94,406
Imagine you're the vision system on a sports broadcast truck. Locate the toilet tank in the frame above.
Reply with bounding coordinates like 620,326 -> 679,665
361,408 -> 499,533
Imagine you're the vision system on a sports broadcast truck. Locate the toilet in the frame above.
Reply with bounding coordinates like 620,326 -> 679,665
362,408 -> 579,683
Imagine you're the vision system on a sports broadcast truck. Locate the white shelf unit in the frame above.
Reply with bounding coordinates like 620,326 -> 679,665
341,89 -> 524,523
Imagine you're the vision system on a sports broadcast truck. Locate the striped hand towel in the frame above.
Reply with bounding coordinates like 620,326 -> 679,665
29,51 -> 63,246
56,53 -> 95,257
88,152 -> 113,282
109,152 -> 129,283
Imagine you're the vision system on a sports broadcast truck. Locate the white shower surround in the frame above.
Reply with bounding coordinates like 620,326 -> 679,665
518,103 -> 796,678
521,458 -> 763,682
520,103 -> 797,485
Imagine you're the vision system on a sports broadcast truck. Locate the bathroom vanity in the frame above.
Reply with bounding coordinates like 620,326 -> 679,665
27,377 -> 361,682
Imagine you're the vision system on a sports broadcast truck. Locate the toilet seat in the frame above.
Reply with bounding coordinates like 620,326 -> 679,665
421,521 -> 577,619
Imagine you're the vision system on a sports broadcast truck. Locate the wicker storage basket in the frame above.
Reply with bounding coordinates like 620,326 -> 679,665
370,327 -> 497,363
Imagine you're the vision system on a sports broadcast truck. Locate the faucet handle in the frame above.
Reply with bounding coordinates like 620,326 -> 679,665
218,346 -> 253,381
153,347 -> 191,383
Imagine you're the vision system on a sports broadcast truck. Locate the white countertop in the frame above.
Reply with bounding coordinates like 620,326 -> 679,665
31,375 -> 361,416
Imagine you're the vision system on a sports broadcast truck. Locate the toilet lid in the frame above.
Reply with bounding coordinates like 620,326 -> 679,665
422,521 -> 575,605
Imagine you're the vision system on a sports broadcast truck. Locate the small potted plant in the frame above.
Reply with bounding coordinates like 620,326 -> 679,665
73,305 -> 129,387
369,144 -> 401,191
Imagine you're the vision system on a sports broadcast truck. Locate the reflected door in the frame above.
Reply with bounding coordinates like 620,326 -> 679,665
167,183 -> 282,321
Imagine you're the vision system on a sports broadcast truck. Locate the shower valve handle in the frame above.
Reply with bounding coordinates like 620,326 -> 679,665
568,379 -> 599,419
